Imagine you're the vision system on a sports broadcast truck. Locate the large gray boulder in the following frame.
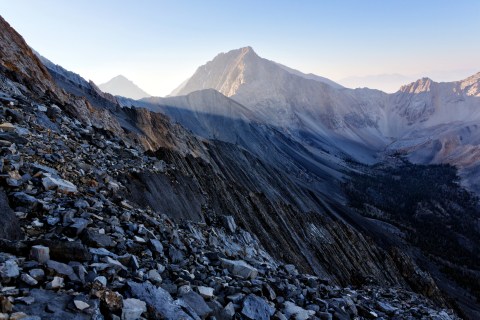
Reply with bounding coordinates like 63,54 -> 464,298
128,281 -> 197,320
220,258 -> 258,279
241,294 -> 275,320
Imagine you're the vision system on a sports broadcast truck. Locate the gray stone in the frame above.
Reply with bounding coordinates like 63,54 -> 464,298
179,290 -> 212,318
241,294 -> 275,320
168,245 -> 185,263
122,298 -> 147,320
66,218 -> 90,236
283,301 -> 315,320
11,192 -> 37,209
149,239 -> 164,255
46,260 -> 80,282
221,258 -> 258,279
81,230 -> 114,248
94,276 -> 108,287
197,286 -> 214,299
274,311 -> 288,320
147,269 -> 162,284
21,273 -> 38,286
28,269 -> 45,281
223,302 -> 236,318
227,292 -> 245,303
41,173 -> 77,193
31,163 -> 58,176
37,105 -> 48,112
153,160 -> 166,173
30,245 -> 50,263
263,283 -> 276,300
74,300 -> 90,311
46,276 -> 64,289
15,296 -> 35,306
74,199 -> 90,209
36,240 -> 92,262
0,189 -> 24,240
128,281 -> 194,320
89,247 -> 118,258
0,259 -> 20,278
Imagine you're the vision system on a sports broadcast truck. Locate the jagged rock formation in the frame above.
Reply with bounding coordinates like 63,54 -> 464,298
0,18 -> 57,96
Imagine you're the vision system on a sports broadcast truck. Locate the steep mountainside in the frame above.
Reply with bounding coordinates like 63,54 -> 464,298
0,18 -> 58,96
99,75 -> 151,100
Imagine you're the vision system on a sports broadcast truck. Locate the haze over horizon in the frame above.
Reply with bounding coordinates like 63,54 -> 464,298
2,0 -> 479,96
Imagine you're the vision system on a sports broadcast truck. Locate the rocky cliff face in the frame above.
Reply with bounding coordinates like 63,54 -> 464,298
0,16 -> 58,96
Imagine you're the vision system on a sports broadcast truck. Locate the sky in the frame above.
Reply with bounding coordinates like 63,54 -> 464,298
1,0 -> 479,95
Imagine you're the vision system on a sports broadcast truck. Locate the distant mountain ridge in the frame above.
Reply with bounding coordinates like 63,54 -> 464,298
150,47 -> 480,193
99,75 -> 150,100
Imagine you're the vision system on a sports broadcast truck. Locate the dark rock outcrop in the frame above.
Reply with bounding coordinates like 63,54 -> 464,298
0,189 -> 23,240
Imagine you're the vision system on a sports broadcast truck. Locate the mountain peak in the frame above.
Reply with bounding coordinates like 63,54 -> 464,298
225,46 -> 256,55
99,75 -> 150,100
170,46 -> 342,97
111,74 -> 130,81
459,71 -> 480,97
399,77 -> 435,94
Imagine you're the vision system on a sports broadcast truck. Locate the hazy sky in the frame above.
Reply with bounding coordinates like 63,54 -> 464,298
2,1 -> 479,95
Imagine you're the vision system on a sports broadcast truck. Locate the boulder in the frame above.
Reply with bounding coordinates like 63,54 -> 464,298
283,301 -> 315,320
179,290 -> 212,318
30,245 -> 50,263
0,259 -> 20,278
41,173 -> 77,193
197,286 -> 214,299
241,294 -> 275,320
220,258 -> 258,279
81,230 -> 114,248
128,281 -> 195,320
46,260 -> 80,282
0,189 -> 24,240
121,298 -> 147,320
